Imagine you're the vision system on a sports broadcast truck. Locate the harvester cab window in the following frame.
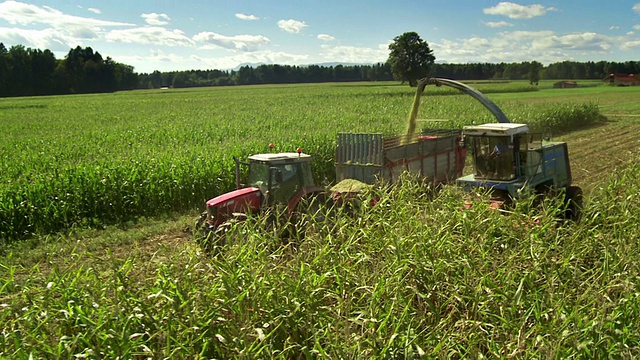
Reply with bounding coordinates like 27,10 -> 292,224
473,136 -> 516,181
520,134 -> 543,176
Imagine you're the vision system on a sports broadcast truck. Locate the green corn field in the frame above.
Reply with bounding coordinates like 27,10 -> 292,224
0,81 -> 604,241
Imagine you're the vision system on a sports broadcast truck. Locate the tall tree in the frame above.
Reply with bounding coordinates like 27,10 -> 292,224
387,32 -> 435,86
528,61 -> 542,85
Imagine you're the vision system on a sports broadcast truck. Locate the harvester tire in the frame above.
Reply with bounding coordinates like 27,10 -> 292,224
564,186 -> 583,221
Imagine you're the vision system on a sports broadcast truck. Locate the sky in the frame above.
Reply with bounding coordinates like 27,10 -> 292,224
1,0 -> 640,74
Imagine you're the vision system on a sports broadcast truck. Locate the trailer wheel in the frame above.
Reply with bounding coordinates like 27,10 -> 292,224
564,186 -> 583,221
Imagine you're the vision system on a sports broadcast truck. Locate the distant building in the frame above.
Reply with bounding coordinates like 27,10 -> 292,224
553,81 -> 578,88
603,73 -> 640,86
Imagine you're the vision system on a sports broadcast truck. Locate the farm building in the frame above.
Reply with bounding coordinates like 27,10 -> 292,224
553,81 -> 578,88
603,73 -> 640,86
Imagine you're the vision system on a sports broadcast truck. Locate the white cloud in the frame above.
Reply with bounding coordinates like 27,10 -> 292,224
88,8 -> 101,14
621,40 -> 640,50
193,32 -> 270,51
117,48 -> 310,73
319,44 -> 388,63
0,26 -> 77,51
277,19 -> 307,34
142,13 -> 170,26
0,1 -> 132,28
634,3 -> 640,13
430,30 -> 624,65
105,27 -> 195,47
236,13 -> 259,21
484,21 -> 514,28
609,26 -> 620,30
0,1 -> 131,48
634,24 -> 640,30
317,34 -> 335,41
484,2 -> 552,19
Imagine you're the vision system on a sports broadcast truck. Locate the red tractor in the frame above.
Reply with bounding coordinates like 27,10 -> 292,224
196,149 -> 328,250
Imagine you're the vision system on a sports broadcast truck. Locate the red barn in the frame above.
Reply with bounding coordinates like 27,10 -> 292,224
603,73 -> 640,86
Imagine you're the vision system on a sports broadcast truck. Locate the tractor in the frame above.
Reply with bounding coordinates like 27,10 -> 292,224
196,149 -> 328,250
412,77 -> 583,219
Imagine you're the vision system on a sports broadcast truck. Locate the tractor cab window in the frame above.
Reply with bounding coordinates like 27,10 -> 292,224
247,162 -> 270,191
270,163 -> 301,203
472,136 -> 516,181
300,162 -> 315,187
279,164 -> 298,183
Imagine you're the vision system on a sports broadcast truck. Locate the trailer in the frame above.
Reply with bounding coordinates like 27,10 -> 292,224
335,130 -> 466,187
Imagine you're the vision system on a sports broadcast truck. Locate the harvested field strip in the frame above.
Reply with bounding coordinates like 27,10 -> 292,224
558,120 -> 640,190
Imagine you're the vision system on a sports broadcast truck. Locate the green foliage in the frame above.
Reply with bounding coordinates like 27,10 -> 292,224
528,61 -> 542,85
387,32 -> 435,86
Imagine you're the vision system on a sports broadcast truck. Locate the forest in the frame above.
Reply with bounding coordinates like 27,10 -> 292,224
0,43 -> 137,97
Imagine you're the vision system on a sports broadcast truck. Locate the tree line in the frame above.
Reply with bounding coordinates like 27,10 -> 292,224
138,63 -> 394,89
0,43 -> 136,97
3,42 -> 640,97
140,60 -> 640,89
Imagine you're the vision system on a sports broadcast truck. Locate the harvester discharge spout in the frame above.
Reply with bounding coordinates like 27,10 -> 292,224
425,78 -> 510,124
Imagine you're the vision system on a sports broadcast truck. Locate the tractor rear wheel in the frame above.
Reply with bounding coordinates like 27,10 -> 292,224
564,186 -> 583,221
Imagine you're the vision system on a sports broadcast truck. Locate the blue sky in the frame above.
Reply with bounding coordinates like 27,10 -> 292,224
1,0 -> 640,74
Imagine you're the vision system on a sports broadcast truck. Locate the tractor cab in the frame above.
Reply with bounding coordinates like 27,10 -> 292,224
456,123 -> 573,200
244,152 -> 316,204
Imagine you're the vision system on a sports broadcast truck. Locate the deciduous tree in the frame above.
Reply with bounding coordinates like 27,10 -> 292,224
387,32 -> 435,86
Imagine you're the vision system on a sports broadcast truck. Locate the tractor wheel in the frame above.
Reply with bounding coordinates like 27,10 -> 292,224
196,214 -> 247,254
193,211 -> 212,244
198,220 -> 236,254
564,186 -> 583,221
195,211 -> 208,232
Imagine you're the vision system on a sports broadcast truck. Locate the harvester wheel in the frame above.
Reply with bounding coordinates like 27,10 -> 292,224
564,186 -> 583,221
